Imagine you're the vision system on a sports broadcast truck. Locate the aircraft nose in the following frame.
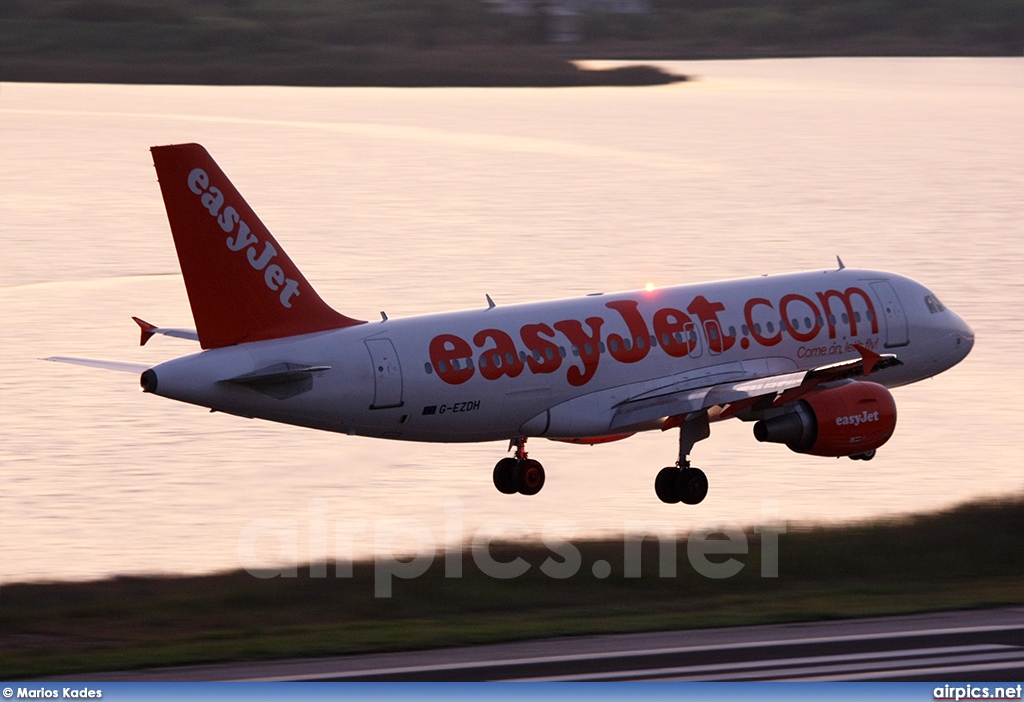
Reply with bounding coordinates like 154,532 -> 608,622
951,313 -> 974,359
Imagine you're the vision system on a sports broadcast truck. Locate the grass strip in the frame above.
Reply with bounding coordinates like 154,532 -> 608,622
1,494 -> 1021,678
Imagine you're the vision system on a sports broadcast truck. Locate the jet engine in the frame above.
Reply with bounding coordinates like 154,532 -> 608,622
753,381 -> 897,457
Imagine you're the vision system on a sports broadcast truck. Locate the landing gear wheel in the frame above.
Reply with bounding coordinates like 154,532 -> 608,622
514,458 -> 545,496
677,467 -> 708,505
655,466 -> 681,504
493,457 -> 518,495
850,449 -> 876,461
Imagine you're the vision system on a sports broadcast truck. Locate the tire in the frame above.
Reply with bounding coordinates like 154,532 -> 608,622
678,467 -> 708,505
493,457 -> 518,494
655,466 -> 681,504
515,459 -> 545,496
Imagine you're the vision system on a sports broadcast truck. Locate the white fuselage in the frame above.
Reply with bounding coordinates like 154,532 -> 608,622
147,267 -> 973,443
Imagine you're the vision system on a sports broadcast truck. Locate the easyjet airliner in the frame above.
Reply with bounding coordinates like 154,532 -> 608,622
47,144 -> 974,505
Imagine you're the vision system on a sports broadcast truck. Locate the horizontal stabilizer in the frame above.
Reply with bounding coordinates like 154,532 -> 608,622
133,317 -> 199,346
220,362 -> 330,387
43,356 -> 151,373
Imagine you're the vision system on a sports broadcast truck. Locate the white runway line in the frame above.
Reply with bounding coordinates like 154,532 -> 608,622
243,623 -> 1024,681
511,644 -> 1018,681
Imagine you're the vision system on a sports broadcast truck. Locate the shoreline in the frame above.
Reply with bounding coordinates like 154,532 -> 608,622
4,0 -> 1020,89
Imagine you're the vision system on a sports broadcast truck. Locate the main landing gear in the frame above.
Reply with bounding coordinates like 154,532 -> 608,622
655,413 -> 711,505
493,438 -> 546,496
493,418 -> 712,505
655,463 -> 709,505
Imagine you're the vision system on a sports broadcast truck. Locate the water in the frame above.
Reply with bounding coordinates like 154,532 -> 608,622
1,58 -> 1022,584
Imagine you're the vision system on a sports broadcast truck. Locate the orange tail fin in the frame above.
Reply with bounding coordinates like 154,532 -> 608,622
150,144 -> 364,349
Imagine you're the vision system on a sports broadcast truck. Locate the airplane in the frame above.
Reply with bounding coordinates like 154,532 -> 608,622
47,143 -> 975,505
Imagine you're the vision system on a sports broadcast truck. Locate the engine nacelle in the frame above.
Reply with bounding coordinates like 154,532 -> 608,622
753,381 -> 897,457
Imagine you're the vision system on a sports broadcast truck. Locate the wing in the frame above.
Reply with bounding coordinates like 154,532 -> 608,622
610,344 -> 902,432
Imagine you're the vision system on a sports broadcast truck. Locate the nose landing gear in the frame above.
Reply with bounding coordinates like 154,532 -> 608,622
492,437 -> 546,496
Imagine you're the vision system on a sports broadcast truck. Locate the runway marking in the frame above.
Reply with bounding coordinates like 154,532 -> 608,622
653,649 -> 1024,682
513,645 -> 1017,682
791,658 -> 1024,681
241,623 -> 1024,681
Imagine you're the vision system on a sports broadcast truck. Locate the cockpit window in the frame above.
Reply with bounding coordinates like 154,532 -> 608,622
925,294 -> 946,314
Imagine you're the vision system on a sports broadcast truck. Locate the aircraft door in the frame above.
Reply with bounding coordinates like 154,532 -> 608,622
365,338 -> 404,409
869,281 -> 909,348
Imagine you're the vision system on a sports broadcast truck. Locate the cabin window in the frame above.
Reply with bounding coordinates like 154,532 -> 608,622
479,356 -> 488,369
424,362 -> 433,375
636,336 -> 646,350
438,360 -> 448,373
741,324 -> 749,336
559,346 -> 567,358
584,342 -> 593,355
545,347 -> 555,360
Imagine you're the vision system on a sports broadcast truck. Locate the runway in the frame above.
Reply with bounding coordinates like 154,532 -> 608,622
63,607 -> 1024,682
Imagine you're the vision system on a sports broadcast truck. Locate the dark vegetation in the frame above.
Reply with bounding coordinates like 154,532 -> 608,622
1,495 -> 1021,678
1,0 -> 1021,86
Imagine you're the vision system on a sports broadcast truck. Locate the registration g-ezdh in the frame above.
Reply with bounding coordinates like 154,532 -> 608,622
49,144 -> 974,505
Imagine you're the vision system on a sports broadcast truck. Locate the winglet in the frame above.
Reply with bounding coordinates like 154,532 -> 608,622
837,255 -> 845,270
133,316 -> 157,346
854,343 -> 883,376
